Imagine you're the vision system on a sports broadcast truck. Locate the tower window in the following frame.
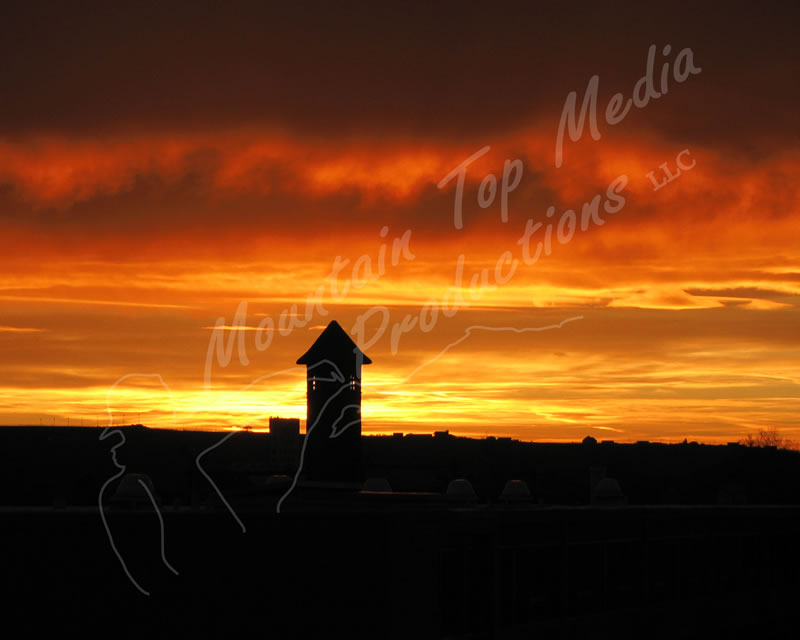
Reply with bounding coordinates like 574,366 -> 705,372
312,375 -> 316,391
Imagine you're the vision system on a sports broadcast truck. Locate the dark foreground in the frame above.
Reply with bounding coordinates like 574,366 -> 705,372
3,500 -> 799,639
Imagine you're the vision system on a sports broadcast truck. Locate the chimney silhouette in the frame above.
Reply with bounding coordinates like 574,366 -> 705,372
296,320 -> 371,482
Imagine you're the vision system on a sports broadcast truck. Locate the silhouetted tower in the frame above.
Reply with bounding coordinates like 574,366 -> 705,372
296,320 -> 371,482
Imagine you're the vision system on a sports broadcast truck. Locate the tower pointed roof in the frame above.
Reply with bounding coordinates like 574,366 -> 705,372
296,320 -> 372,366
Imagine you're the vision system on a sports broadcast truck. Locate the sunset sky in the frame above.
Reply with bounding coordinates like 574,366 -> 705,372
1,2 -> 798,443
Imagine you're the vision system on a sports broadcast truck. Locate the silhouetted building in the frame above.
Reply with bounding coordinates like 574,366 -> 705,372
296,320 -> 371,482
267,417 -> 301,472
269,416 -> 300,438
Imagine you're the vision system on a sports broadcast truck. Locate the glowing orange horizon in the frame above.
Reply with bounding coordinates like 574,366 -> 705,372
0,124 -> 798,444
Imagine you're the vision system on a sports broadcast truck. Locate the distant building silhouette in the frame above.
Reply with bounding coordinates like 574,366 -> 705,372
267,417 -> 301,473
296,320 -> 371,482
269,416 -> 300,438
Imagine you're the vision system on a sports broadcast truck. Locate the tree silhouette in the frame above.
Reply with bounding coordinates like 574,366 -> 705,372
739,427 -> 797,450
